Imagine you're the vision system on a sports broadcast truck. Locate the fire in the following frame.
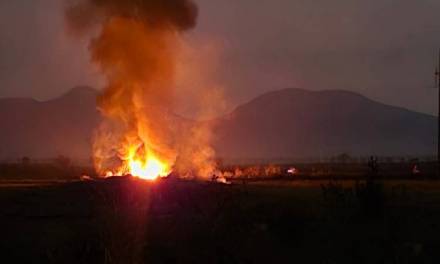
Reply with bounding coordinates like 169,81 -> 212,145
104,144 -> 172,180
124,143 -> 171,180
65,0 -> 218,180
128,154 -> 170,180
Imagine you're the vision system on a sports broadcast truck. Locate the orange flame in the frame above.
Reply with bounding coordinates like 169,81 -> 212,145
82,17 -> 217,180
104,143 -> 172,180
126,150 -> 171,180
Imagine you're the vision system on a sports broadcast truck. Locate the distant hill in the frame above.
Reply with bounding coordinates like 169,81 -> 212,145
212,88 -> 436,160
0,86 -> 100,161
0,87 -> 436,162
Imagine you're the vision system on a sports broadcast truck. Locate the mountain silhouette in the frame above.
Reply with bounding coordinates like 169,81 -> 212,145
212,88 -> 436,160
0,86 -> 100,161
0,87 -> 436,162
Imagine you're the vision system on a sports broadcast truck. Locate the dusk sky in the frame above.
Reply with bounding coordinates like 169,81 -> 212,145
1,0 -> 440,116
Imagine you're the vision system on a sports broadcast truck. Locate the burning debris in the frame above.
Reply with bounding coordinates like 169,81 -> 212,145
80,174 -> 94,181
65,0 -> 216,180
287,167 -> 298,175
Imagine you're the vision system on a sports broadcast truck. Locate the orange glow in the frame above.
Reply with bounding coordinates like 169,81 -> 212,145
128,155 -> 170,180
89,17 -> 217,180
104,144 -> 171,180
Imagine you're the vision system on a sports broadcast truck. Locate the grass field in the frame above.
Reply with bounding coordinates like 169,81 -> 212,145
1,177 -> 440,263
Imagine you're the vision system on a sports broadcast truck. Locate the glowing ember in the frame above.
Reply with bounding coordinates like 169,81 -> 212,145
287,167 -> 298,175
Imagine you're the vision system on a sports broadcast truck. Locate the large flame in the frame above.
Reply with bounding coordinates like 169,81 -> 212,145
65,0 -> 218,180
88,17 -> 179,179
128,157 -> 167,180
125,144 -> 171,180
103,141 -> 173,180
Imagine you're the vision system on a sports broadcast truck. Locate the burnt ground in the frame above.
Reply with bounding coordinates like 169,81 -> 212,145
1,178 -> 440,263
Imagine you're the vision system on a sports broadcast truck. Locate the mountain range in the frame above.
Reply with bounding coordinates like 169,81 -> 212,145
212,88 -> 436,161
0,86 -> 436,162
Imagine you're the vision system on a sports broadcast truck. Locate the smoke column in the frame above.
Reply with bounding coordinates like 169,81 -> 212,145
65,0 -> 215,178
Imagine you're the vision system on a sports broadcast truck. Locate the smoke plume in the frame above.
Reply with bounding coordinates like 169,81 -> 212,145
65,0 -> 197,33
65,0 -> 216,178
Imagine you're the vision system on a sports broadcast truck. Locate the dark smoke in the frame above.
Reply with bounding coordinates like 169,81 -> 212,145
65,0 -> 198,33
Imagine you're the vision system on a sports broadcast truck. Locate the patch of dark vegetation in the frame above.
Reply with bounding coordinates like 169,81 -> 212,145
0,159 -> 95,180
1,178 -> 440,263
355,179 -> 385,218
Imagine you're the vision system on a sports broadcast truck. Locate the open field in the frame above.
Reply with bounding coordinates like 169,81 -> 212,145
0,160 -> 437,180
1,177 -> 440,263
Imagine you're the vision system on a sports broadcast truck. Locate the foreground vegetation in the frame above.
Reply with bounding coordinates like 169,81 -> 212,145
0,159 -> 436,181
0,176 -> 439,263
